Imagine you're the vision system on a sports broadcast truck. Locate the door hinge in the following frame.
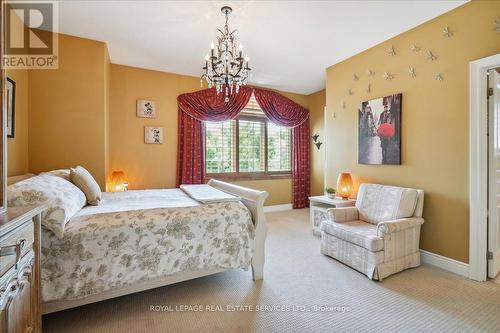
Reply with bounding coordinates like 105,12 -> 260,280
487,251 -> 493,260
488,88 -> 494,98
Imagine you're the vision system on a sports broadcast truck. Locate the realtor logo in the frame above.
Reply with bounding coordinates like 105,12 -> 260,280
3,1 -> 58,69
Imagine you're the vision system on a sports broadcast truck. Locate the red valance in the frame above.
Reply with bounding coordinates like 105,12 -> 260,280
176,86 -> 310,208
178,86 -> 253,122
177,86 -> 308,128
254,89 -> 309,128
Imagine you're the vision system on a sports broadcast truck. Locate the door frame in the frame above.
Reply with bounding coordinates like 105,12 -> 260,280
469,53 -> 500,281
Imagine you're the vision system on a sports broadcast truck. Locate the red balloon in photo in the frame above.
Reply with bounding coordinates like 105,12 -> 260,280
377,123 -> 395,138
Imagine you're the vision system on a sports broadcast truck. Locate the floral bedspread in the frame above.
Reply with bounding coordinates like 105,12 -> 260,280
41,189 -> 255,302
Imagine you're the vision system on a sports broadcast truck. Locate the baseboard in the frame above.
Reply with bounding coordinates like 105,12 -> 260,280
264,204 -> 293,212
420,249 -> 470,278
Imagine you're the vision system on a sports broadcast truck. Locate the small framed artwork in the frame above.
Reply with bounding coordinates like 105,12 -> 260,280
5,78 -> 16,138
137,99 -> 156,118
145,126 -> 163,144
358,93 -> 402,165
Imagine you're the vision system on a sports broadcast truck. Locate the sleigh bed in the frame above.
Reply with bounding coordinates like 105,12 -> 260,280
7,174 -> 268,314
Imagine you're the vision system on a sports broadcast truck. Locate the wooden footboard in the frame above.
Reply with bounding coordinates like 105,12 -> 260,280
207,179 -> 269,280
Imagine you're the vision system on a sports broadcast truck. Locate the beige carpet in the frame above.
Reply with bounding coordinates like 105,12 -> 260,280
43,209 -> 500,333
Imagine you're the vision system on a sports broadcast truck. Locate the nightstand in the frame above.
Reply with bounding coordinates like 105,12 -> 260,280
309,196 -> 356,236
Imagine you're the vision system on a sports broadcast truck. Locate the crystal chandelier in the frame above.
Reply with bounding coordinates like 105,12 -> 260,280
201,6 -> 251,101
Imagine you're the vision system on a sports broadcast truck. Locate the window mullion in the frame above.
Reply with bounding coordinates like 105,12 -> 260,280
265,120 -> 269,174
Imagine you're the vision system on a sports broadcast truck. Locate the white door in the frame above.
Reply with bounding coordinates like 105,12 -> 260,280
488,68 -> 500,278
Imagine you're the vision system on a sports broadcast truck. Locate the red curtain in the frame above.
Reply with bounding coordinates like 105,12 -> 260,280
253,89 -> 309,127
176,86 -> 252,186
292,121 -> 310,208
254,88 -> 310,208
177,86 -> 310,209
176,110 -> 204,186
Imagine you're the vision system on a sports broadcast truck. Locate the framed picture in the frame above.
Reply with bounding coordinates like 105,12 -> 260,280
145,126 -> 163,144
5,78 -> 15,138
358,93 -> 401,165
137,99 -> 156,118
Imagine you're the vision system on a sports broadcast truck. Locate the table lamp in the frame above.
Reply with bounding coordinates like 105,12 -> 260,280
111,171 -> 128,192
336,172 -> 353,200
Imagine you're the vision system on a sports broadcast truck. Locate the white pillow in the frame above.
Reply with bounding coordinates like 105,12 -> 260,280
8,174 -> 86,237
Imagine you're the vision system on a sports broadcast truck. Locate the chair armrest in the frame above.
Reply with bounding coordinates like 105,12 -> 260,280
327,207 -> 359,223
376,217 -> 424,236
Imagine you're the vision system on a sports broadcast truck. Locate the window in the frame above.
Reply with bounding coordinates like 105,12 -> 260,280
205,102 -> 292,180
205,121 -> 236,174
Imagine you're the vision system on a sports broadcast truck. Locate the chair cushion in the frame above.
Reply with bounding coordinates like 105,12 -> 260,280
320,220 -> 384,252
356,184 -> 419,225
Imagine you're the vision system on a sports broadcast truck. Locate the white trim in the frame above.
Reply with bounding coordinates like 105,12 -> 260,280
420,250 -> 470,278
469,53 -> 500,282
264,203 -> 293,212
44,268 -> 226,314
323,105 -> 328,189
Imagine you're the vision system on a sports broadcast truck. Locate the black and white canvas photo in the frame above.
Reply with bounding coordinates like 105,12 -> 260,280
137,99 -> 156,118
145,126 -> 163,144
358,93 -> 401,165
5,78 -> 15,138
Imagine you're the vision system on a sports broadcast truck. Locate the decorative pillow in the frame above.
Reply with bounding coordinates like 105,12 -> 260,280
7,174 -> 86,237
40,169 -> 71,181
70,166 -> 102,205
356,184 -> 419,225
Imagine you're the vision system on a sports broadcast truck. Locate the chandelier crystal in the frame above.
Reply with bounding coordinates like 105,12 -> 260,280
201,6 -> 251,101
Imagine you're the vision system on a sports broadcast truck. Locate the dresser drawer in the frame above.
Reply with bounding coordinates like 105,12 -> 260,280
0,222 -> 34,276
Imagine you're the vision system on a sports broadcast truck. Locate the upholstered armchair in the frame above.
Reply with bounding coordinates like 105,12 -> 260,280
320,184 -> 424,280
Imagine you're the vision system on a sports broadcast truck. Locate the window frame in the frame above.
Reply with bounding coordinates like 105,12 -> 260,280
204,113 -> 292,181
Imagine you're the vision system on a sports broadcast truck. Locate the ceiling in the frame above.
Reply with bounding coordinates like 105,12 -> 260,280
52,0 -> 467,95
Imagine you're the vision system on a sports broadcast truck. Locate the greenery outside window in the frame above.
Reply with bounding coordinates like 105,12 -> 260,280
205,105 -> 292,180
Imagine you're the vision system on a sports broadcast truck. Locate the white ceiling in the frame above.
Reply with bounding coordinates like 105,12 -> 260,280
52,0 -> 467,95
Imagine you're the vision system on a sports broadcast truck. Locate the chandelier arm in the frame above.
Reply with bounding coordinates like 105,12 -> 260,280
201,6 -> 249,100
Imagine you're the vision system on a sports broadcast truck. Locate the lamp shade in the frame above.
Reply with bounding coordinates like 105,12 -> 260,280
110,171 -> 128,192
336,173 -> 353,199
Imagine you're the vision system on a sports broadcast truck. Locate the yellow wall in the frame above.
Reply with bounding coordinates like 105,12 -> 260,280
109,64 -> 309,205
232,179 -> 292,206
6,10 -> 29,177
109,64 -> 200,190
104,47 -> 111,190
307,89 -> 326,196
28,34 -> 110,189
6,68 -> 29,177
325,0 -> 500,263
